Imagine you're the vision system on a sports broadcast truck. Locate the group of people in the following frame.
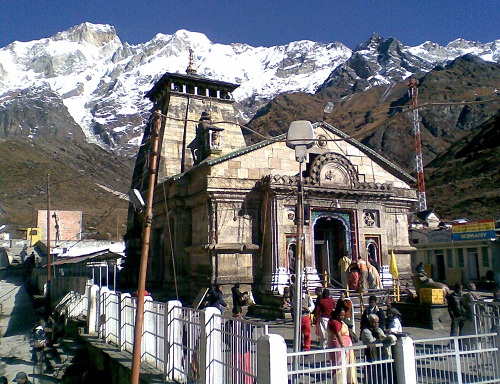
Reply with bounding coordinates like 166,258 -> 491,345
0,372 -> 32,384
339,255 -> 383,292
206,283 -> 251,316
305,288 -> 402,383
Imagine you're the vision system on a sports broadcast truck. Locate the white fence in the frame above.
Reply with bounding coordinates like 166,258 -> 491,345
414,333 -> 500,384
85,286 -> 274,383
56,285 -> 500,384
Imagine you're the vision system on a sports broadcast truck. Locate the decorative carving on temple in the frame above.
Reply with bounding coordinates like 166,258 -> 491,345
316,134 -> 328,148
363,211 -> 378,227
308,152 -> 358,188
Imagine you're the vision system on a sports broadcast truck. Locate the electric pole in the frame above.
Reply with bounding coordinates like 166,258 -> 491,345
130,110 -> 162,384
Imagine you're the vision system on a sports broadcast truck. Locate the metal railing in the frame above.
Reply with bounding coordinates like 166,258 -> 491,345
166,305 -> 204,383
287,343 -> 394,384
474,301 -> 500,335
414,333 -> 500,384
212,312 -> 269,384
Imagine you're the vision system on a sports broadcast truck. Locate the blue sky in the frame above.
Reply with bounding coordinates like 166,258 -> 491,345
1,0 -> 499,49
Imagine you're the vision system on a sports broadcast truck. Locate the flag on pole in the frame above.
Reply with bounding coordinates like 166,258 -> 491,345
389,250 -> 399,279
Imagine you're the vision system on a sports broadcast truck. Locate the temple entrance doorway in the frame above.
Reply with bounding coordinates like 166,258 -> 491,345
314,217 -> 346,284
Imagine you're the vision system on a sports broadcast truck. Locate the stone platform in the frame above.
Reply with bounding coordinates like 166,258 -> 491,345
394,302 -> 450,330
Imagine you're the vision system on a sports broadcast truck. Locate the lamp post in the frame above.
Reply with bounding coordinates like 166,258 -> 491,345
286,121 -> 315,356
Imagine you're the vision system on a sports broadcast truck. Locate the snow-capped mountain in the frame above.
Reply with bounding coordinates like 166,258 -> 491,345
0,23 -> 498,155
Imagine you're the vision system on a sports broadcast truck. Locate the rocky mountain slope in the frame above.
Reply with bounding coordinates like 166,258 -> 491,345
0,136 -> 134,237
1,23 -> 500,231
1,23 -> 498,156
248,55 -> 500,171
425,111 -> 500,220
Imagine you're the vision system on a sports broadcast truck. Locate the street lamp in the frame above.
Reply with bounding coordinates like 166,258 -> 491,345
286,121 -> 315,355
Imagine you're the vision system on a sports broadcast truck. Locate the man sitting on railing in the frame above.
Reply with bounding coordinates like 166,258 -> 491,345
362,314 -> 396,383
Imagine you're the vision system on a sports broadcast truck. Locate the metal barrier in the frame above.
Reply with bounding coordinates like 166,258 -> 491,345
212,312 -> 269,384
143,300 -> 167,370
166,305 -> 204,383
414,333 -> 500,384
99,289 -> 120,345
120,295 -> 135,353
287,343 -> 394,384
55,290 -> 89,319
474,301 -> 500,335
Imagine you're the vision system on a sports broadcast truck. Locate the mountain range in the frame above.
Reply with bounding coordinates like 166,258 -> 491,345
1,23 -> 499,234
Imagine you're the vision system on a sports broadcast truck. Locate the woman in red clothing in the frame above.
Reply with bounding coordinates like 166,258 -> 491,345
328,308 -> 358,384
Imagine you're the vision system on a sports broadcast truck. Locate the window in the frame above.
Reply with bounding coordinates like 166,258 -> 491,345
457,248 -> 465,268
481,247 -> 490,268
446,249 -> 453,268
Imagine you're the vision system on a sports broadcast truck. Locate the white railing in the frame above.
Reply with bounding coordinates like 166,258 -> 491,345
473,301 -> 500,335
73,285 -> 500,384
287,343 -> 394,384
212,312 -> 269,384
414,333 -> 500,384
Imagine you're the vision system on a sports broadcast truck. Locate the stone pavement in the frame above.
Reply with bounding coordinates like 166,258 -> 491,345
0,267 -> 41,382
0,267 -> 80,384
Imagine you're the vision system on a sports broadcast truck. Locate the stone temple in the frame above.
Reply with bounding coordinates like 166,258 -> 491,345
123,55 -> 417,303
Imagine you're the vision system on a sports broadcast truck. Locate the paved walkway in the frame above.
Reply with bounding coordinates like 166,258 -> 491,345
0,267 -> 40,382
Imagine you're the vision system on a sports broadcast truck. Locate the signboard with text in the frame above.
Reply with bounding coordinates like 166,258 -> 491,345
452,219 -> 496,241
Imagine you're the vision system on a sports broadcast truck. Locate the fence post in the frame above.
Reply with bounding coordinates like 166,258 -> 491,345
394,335 -> 417,384
204,307 -> 222,384
199,310 -> 207,384
257,334 -> 288,384
87,285 -> 99,334
493,325 -> 500,377
100,287 -> 110,342
165,300 -> 182,381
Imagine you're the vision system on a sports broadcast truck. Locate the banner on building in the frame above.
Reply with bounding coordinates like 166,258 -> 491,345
451,219 -> 496,241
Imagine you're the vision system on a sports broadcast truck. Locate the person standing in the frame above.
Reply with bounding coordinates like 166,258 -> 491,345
338,254 -> 352,288
30,324 -> 52,373
357,256 -> 368,291
348,264 -> 360,291
315,289 -> 336,349
208,284 -> 227,312
447,283 -> 467,336
367,261 -> 383,289
368,257 -> 381,274
231,283 -> 244,310
336,290 -> 354,331
328,308 -> 358,384
300,290 -> 314,351
360,295 -> 386,332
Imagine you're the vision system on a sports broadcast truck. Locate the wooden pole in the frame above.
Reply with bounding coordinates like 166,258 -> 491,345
130,110 -> 162,384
